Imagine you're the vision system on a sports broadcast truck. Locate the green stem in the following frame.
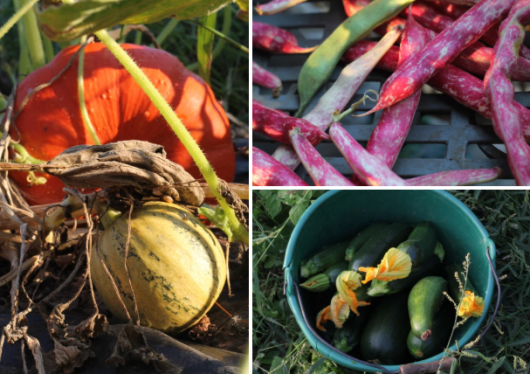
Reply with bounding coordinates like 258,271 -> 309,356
155,18 -> 179,46
77,36 -> 101,145
187,19 -> 249,54
134,30 -> 142,45
20,0 -> 46,70
118,24 -> 127,44
0,0 -> 38,41
42,35 -> 55,63
212,5 -> 232,61
12,0 -> 31,78
94,29 -> 248,244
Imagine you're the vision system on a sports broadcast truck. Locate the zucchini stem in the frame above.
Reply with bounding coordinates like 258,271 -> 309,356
94,29 -> 249,244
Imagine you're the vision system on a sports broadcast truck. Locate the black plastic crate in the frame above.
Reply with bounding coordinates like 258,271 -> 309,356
253,0 -> 521,185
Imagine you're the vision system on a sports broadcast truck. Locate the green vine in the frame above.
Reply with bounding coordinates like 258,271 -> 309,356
94,29 -> 249,244
77,36 -> 101,145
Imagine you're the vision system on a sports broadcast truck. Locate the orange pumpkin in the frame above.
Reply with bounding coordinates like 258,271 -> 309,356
9,43 -> 235,205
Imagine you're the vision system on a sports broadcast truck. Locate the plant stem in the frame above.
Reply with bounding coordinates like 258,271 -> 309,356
42,35 -> 55,63
187,18 -> 249,54
134,30 -> 142,45
94,29 -> 248,244
77,36 -> 101,145
0,0 -> 38,41
12,0 -> 32,78
20,0 -> 46,70
155,18 -> 179,46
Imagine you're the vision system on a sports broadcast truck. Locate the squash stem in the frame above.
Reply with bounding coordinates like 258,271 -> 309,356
77,36 -> 101,145
12,0 -> 32,78
94,29 -> 249,244
42,34 -> 55,63
0,0 -> 38,41
20,0 -> 46,71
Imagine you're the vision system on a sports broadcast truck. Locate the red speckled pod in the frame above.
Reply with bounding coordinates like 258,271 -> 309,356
252,100 -> 329,145
408,168 -> 502,186
253,21 -> 317,54
330,123 -> 407,186
367,12 -> 427,168
366,0 -> 516,115
485,0 -> 530,185
290,128 -> 353,186
252,147 -> 308,186
253,62 -> 282,97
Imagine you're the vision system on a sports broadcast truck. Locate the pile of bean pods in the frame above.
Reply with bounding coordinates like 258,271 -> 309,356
252,0 -> 530,186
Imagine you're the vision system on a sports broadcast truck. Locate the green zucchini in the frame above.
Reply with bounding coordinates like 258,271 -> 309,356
349,222 -> 413,271
408,276 -> 448,341
324,261 -> 349,287
301,240 -> 350,278
300,273 -> 330,292
407,304 -> 455,359
397,221 -> 437,269
332,306 -> 370,353
344,223 -> 389,261
445,263 -> 478,304
367,255 -> 441,297
360,291 -> 411,365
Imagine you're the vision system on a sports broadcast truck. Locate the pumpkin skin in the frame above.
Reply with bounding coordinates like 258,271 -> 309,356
91,201 -> 226,333
10,43 -> 235,205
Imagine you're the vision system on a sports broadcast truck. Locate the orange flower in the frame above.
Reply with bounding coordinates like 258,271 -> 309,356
316,305 -> 332,332
330,294 -> 350,328
336,271 -> 370,316
458,291 -> 485,318
358,248 -> 412,284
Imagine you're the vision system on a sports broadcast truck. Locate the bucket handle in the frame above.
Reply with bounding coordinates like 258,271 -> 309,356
292,244 -> 502,374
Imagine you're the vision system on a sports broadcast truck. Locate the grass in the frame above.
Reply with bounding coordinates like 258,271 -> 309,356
253,190 -> 530,374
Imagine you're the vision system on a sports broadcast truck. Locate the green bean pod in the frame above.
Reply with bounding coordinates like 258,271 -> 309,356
295,0 -> 415,116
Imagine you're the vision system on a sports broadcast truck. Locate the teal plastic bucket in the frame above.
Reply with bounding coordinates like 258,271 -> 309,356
284,190 -> 497,373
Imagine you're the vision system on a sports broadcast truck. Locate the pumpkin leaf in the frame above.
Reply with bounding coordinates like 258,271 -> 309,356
198,204 -> 234,242
35,0 -> 232,41
197,12 -> 216,85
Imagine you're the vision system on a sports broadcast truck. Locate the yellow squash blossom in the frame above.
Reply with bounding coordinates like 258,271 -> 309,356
316,305 -> 332,332
358,247 -> 412,284
336,271 -> 370,316
458,291 -> 485,318
330,294 -> 350,328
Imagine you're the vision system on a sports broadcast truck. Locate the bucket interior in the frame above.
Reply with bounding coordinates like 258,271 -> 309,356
285,190 -> 495,372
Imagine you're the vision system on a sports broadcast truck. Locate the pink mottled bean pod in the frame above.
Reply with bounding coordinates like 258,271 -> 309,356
253,22 -> 317,54
365,0 -> 517,115
256,0 -> 308,15
270,28 -> 402,171
329,123 -> 407,186
252,147 -> 309,186
253,62 -> 283,98
342,41 -> 530,139
304,26 -> 403,131
485,0 -> 530,185
253,100 -> 329,145
367,12 -> 427,168
341,0 -> 530,81
290,128 -> 354,186
407,168 -> 502,186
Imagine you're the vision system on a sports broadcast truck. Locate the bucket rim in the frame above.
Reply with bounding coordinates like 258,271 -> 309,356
284,190 -> 496,373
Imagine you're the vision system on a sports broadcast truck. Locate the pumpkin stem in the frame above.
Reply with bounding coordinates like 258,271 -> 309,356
0,0 -> 39,44
94,29 -> 249,245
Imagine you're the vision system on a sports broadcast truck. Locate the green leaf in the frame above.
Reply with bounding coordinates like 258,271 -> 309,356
197,12 -> 216,84
486,357 -> 506,374
36,0 -> 231,41
266,194 -> 282,219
